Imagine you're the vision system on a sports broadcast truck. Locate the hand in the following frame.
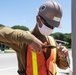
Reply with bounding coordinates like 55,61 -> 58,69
57,43 -> 68,57
30,37 -> 43,53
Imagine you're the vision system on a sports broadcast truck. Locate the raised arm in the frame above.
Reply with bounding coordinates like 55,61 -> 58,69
0,27 -> 35,44
0,26 -> 43,53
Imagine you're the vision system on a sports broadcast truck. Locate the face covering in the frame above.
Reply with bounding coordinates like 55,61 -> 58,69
38,23 -> 53,36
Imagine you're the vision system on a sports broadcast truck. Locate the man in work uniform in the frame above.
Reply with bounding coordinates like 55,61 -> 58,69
0,0 -> 69,75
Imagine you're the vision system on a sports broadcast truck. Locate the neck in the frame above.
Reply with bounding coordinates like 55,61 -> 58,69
31,24 -> 47,43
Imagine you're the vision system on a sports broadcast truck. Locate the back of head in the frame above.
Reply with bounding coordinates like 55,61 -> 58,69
38,0 -> 62,27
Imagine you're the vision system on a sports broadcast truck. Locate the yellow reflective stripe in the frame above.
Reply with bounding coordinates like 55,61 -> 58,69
52,50 -> 56,75
49,36 -> 56,63
53,64 -> 56,75
51,40 -> 56,74
52,48 -> 56,63
32,51 -> 38,75
49,36 -> 56,75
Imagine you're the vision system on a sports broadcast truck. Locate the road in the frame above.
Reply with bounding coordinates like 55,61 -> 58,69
0,50 -> 73,75
0,53 -> 18,75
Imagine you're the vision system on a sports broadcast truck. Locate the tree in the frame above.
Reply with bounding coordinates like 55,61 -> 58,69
64,33 -> 71,48
50,32 -> 71,48
11,25 -> 29,31
0,24 -> 5,27
50,32 -> 65,40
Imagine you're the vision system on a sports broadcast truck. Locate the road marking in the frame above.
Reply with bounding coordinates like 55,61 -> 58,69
0,66 -> 17,71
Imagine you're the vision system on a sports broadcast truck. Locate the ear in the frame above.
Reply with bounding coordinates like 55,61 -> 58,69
36,15 -> 42,27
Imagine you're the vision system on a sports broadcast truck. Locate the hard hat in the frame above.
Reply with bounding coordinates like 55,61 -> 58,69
38,0 -> 62,27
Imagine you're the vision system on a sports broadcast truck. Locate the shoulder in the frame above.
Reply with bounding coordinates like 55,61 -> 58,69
48,35 -> 54,40
48,36 -> 57,45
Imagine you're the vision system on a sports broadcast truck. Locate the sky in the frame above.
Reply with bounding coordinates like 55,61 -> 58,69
0,0 -> 71,33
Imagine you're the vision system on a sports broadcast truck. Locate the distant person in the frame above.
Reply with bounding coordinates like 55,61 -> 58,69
0,0 -> 70,75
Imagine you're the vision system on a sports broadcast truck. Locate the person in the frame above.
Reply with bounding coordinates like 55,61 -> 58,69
0,0 -> 70,75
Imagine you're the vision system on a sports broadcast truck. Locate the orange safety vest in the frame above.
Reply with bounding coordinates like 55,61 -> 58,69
26,36 -> 57,75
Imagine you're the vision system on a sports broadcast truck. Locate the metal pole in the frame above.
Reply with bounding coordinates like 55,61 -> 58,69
72,0 -> 76,74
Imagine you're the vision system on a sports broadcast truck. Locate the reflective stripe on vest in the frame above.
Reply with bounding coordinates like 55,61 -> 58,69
47,36 -> 56,75
32,51 -> 38,75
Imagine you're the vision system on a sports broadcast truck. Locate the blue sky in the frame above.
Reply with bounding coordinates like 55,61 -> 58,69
0,0 -> 71,33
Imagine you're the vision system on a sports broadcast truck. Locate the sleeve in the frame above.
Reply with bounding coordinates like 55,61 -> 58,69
56,53 -> 69,69
0,27 -> 35,44
53,39 -> 69,69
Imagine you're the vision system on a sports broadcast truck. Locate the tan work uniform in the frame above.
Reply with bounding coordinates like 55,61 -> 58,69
0,27 -> 68,75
